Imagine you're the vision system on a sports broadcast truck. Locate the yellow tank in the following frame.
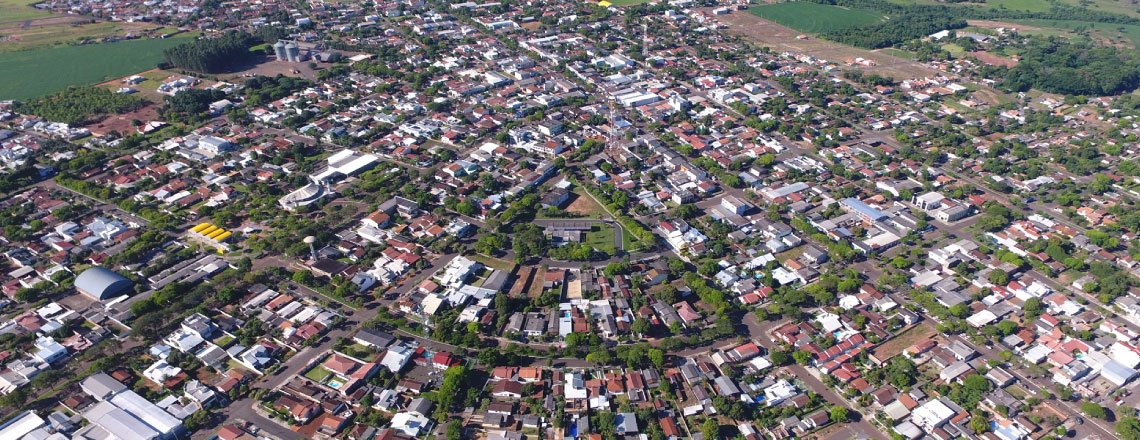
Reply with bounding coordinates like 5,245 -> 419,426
190,223 -> 210,233
200,225 -> 219,236
214,231 -> 232,242
207,229 -> 227,239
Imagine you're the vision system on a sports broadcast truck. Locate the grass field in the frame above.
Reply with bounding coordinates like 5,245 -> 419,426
1003,384 -> 1030,400
304,365 -> 332,382
125,69 -> 178,92
586,224 -> 617,254
941,43 -> 966,57
469,253 -> 514,271
748,2 -> 888,33
0,0 -> 51,24
0,36 -> 192,100
877,47 -> 917,60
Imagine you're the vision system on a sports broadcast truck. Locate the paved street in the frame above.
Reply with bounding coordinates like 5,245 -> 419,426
741,313 -> 889,440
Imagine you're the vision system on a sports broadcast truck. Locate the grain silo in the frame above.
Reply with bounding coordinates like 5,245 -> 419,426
285,43 -> 300,62
273,41 -> 287,61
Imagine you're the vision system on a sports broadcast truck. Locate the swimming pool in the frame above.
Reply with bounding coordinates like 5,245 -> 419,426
327,379 -> 344,389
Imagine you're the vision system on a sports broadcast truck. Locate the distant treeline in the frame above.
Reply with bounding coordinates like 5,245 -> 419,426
162,27 -> 289,74
808,0 -> 1140,26
805,0 -> 1140,48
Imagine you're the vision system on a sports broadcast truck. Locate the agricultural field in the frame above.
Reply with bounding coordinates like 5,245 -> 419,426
0,36 -> 193,100
1013,18 -> 1140,48
889,0 -> 1140,18
0,0 -> 52,25
747,2 -> 888,33
0,20 -> 154,53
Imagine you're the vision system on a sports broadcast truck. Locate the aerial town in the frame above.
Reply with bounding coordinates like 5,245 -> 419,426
7,0 -> 1140,439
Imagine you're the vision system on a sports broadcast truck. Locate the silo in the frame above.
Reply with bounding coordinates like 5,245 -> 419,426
285,43 -> 299,62
273,41 -> 287,61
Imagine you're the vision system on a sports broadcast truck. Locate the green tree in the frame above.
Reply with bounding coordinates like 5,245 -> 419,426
830,406 -> 850,422
632,317 -> 651,335
446,420 -> 463,440
1082,401 -> 1107,419
988,268 -> 1010,285
701,418 -> 719,440
970,416 -> 989,435
648,348 -> 665,369
1116,416 -> 1140,440
292,270 -> 314,285
793,350 -> 813,365
770,350 -> 790,366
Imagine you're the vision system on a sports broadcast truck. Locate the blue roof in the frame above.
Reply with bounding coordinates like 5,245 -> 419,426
1102,360 -> 1138,383
842,198 -> 888,221
75,267 -> 133,300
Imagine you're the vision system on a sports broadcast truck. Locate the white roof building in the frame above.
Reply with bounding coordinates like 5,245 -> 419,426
143,359 -> 182,385
565,371 -> 587,400
380,345 -> 414,373
390,412 -> 431,437
912,398 -> 955,432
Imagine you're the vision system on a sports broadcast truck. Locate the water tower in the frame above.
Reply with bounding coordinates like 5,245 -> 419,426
304,236 -> 317,261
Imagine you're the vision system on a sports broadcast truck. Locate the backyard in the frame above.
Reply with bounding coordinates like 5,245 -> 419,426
304,365 -> 333,383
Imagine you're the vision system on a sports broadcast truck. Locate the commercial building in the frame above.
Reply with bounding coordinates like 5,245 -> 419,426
77,372 -> 184,440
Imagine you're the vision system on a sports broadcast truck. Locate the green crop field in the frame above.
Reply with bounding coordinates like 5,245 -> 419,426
748,2 -> 888,33
0,36 -> 192,101
888,0 -> 1140,19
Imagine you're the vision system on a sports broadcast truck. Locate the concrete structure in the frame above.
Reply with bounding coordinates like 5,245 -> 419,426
285,43 -> 300,62
273,41 -> 287,61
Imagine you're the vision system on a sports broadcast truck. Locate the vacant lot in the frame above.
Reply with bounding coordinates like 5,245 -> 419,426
715,9 -> 943,79
586,224 -> 617,254
469,253 -> 515,271
748,2 -> 887,33
0,37 -> 191,100
528,268 -> 546,299
83,104 -> 161,137
872,320 -> 936,361
566,189 -> 607,218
